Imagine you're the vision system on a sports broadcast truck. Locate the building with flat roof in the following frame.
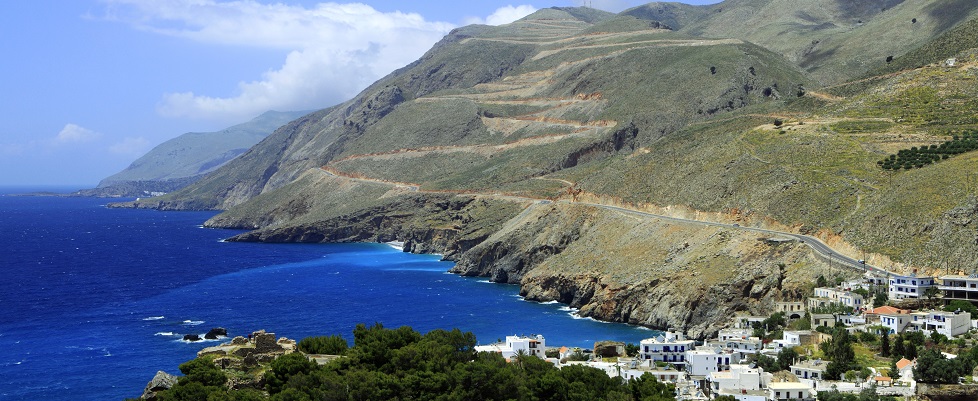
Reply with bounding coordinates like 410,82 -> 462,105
475,334 -> 546,360
707,364 -> 772,401
879,313 -> 912,335
939,275 -> 978,305
768,382 -> 816,400
808,287 -> 864,309
889,274 -> 936,300
789,359 -> 827,380
685,347 -> 737,377
639,330 -> 695,369
907,310 -> 972,338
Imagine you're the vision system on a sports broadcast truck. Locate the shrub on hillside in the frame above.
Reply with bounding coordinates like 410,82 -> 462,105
297,335 -> 348,355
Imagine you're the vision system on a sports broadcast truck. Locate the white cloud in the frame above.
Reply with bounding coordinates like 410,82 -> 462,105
109,137 -> 152,157
465,5 -> 538,26
100,0 -> 458,122
54,124 -> 102,145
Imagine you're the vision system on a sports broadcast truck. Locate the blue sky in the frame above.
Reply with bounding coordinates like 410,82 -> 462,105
0,0 -> 720,187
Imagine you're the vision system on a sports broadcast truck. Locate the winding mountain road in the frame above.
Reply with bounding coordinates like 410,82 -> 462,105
317,166 -> 890,277
578,202 -> 886,276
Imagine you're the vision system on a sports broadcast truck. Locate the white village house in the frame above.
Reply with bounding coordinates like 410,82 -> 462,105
474,334 -> 546,360
888,273 -> 936,300
907,310 -> 972,338
639,330 -> 695,369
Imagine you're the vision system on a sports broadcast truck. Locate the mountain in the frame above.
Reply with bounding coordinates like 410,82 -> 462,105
116,2 -> 978,337
629,0 -> 978,84
85,110 -> 307,197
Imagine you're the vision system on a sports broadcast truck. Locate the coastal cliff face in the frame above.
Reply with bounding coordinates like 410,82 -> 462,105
451,202 -> 829,339
216,173 -> 838,338
113,5 -> 978,335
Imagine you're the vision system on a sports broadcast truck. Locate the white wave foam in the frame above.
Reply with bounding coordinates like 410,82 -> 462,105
182,320 -> 205,326
384,241 -> 405,251
539,300 -> 559,305
178,337 -> 223,344
155,332 -> 177,336
143,316 -> 164,321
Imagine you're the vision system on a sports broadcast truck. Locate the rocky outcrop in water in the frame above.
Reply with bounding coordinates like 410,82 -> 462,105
205,327 -> 228,340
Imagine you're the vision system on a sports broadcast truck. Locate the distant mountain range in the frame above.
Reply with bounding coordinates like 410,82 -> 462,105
79,110 -> 308,197
115,0 -> 978,336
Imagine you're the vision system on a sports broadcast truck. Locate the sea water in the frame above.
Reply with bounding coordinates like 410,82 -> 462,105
0,190 -> 657,400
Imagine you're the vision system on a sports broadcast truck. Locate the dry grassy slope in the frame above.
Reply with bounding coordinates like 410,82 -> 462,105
669,0 -> 978,84
449,202 -> 836,338
320,26 -> 810,194
565,51 -> 978,274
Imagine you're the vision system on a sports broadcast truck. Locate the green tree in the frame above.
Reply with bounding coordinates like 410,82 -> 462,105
625,343 -> 639,357
777,347 -> 799,371
157,382 -> 222,401
750,353 -> 781,373
825,330 -> 856,380
265,352 -> 317,394
904,331 -> 925,348
178,356 -> 227,387
880,332 -> 890,357
816,275 -> 828,287
627,373 -> 675,401
298,335 -> 348,355
914,348 -> 964,384
873,292 -> 888,307
944,300 -> 978,316
892,334 -> 905,358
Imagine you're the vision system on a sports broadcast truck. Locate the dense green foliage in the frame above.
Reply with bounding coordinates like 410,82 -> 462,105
817,387 -> 898,401
914,348 -> 968,384
143,324 -> 676,401
821,329 -> 856,380
297,335 -> 349,355
944,300 -> 978,317
878,130 -> 978,170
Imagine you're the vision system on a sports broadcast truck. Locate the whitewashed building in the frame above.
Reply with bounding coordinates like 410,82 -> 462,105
888,274 -> 936,300
768,382 -> 816,400
685,347 -> 736,377
939,274 -> 978,305
475,334 -> 546,360
907,310 -> 972,338
809,287 -> 864,309
707,364 -> 772,401
879,313 -> 912,335
789,359 -> 827,380
639,330 -> 695,369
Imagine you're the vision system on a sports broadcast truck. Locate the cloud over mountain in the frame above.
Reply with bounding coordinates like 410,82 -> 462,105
100,1 -> 471,122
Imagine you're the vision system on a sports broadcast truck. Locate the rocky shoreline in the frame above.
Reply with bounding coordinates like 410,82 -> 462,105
217,194 -> 839,340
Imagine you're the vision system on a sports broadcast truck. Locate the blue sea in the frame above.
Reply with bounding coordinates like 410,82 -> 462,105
0,189 -> 656,400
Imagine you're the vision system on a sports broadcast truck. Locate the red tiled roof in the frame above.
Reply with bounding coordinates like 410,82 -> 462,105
869,306 -> 907,315
896,358 -> 913,370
